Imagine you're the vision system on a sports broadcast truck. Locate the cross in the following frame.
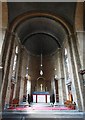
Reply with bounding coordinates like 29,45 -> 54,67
40,84 -> 43,91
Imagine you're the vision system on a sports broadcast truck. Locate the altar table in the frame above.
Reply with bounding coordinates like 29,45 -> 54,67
32,92 -> 50,103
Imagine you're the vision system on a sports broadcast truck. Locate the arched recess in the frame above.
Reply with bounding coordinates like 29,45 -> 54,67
2,11 -> 75,109
22,32 -> 61,48
36,77 -> 45,92
7,12 -> 74,57
8,12 -> 74,104
8,12 -> 74,36
7,11 -> 74,101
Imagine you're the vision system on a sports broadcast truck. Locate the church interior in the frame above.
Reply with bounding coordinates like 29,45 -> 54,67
0,1 -> 85,120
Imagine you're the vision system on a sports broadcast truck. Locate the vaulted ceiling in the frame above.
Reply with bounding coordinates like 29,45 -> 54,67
8,2 -> 76,55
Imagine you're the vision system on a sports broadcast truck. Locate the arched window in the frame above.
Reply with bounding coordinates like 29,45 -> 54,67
64,48 -> 70,81
12,46 -> 18,81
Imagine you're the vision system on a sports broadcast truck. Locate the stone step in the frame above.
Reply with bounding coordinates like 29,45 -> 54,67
1,111 -> 84,120
30,102 -> 52,107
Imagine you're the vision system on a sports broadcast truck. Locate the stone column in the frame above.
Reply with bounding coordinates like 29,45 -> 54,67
62,41 -> 69,100
1,3 -> 8,78
13,43 -> 23,99
26,79 -> 31,102
82,29 -> 85,114
14,46 -> 23,101
75,2 -> 85,111
0,32 -> 15,110
53,79 -> 57,105
0,2 -> 2,63
19,77 -> 25,103
58,49 -> 65,104
71,34 -> 84,110
67,34 -> 83,111
50,78 -> 55,104
24,78 -> 27,95
0,2 -> 8,118
5,41 -> 16,105
0,68 -> 2,110
19,49 -> 28,103
19,53 -> 26,102
76,32 -> 84,67
60,49 -> 67,102
0,27 -> 3,92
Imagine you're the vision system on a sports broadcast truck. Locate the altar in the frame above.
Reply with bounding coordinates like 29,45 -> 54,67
32,92 -> 50,103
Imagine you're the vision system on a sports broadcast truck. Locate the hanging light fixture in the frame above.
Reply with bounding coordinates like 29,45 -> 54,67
40,53 -> 43,76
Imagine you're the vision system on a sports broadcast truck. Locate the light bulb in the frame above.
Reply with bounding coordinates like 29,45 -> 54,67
41,64 -> 43,67
40,70 -> 43,75
55,68 -> 56,71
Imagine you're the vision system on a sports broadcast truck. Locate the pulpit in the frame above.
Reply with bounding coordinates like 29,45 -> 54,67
32,92 -> 50,103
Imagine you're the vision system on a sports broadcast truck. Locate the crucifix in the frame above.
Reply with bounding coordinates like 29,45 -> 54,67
40,84 -> 43,91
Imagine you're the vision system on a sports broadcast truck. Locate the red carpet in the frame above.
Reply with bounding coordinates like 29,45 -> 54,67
8,106 -> 73,111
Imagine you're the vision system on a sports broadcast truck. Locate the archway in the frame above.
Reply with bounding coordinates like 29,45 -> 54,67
2,11 -> 74,109
36,77 -> 45,92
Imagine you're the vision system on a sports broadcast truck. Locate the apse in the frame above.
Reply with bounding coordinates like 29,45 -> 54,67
16,17 -> 67,55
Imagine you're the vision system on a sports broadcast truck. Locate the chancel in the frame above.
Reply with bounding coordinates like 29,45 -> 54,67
0,2 -> 85,120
